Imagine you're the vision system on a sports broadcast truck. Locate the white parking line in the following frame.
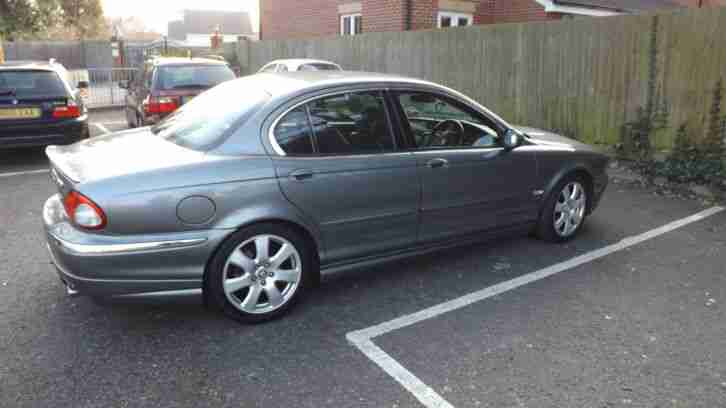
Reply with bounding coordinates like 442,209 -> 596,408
0,168 -> 49,178
346,206 -> 725,408
93,123 -> 111,134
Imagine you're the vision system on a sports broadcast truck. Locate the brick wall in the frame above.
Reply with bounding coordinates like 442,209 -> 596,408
477,0 -> 560,25
260,0 -> 342,40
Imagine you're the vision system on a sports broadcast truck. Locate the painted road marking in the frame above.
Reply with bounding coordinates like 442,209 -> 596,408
93,123 -> 111,134
347,206 -> 725,408
0,169 -> 49,178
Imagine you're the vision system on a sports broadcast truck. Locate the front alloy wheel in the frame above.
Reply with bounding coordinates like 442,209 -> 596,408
536,175 -> 590,243
553,181 -> 587,238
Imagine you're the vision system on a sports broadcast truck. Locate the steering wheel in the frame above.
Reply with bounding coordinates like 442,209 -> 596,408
429,119 -> 465,147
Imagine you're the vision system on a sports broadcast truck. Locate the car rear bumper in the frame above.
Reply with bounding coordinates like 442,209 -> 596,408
0,116 -> 88,149
43,194 -> 231,298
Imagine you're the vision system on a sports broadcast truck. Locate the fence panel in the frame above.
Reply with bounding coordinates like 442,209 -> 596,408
81,68 -> 137,109
247,8 -> 726,150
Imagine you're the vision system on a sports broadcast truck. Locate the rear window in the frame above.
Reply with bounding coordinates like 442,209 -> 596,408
157,65 -> 235,90
150,77 -> 270,151
0,70 -> 68,98
298,63 -> 341,72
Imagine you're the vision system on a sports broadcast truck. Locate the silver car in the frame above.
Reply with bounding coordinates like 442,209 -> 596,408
43,72 -> 609,323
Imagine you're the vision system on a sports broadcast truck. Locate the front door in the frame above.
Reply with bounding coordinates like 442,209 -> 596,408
271,90 -> 419,264
393,90 -> 539,244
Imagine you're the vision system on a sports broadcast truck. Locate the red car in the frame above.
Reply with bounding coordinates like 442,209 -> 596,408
122,57 -> 235,127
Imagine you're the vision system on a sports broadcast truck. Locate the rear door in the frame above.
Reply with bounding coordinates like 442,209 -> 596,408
270,89 -> 419,264
392,90 -> 539,244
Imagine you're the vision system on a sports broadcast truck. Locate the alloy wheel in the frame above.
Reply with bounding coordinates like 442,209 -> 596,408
553,181 -> 587,237
223,234 -> 302,315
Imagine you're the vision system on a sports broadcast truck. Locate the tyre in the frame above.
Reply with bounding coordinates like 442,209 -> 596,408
206,223 -> 314,323
536,175 -> 589,243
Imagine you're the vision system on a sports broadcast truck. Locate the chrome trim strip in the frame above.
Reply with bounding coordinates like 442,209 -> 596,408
114,289 -> 203,299
50,235 -> 208,256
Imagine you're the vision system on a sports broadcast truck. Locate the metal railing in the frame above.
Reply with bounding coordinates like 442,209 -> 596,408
70,68 -> 138,109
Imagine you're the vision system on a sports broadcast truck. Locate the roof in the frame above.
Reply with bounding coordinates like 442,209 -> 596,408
264,59 -> 342,70
554,0 -> 684,12
249,71 -> 431,97
150,57 -> 230,66
168,9 -> 253,40
0,60 -> 60,71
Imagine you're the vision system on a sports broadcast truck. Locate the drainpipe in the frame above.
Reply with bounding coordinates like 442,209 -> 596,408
405,0 -> 412,30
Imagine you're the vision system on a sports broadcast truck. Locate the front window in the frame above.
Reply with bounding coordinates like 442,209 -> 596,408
340,13 -> 362,36
396,91 -> 500,149
151,77 -> 269,151
0,70 -> 68,99
437,11 -> 473,28
157,64 -> 235,90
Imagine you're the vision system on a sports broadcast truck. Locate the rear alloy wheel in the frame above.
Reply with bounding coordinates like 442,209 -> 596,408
207,224 -> 313,323
536,176 -> 589,242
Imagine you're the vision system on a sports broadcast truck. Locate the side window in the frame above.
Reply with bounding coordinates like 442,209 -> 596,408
260,64 -> 277,73
274,106 -> 315,155
307,91 -> 395,155
277,64 -> 288,72
397,92 -> 500,149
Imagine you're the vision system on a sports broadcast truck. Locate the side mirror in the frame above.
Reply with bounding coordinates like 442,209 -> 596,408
503,129 -> 521,150
118,80 -> 129,90
77,80 -> 89,89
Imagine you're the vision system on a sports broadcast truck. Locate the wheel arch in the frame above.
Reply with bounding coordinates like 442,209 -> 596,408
202,216 -> 322,305
541,164 -> 595,215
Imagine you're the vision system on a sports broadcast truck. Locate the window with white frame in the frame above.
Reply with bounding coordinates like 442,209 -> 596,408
340,13 -> 362,35
437,11 -> 473,28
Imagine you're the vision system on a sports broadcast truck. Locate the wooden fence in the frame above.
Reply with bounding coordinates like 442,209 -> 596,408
242,8 -> 726,151
1,40 -> 113,69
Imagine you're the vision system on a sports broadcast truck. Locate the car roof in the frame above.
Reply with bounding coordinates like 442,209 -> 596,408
150,57 -> 229,66
0,60 -> 61,71
251,71 -> 430,97
266,59 -> 341,68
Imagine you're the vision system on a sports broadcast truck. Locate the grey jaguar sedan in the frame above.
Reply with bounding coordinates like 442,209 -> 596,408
43,71 -> 608,323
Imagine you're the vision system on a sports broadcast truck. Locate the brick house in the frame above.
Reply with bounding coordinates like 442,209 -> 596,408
260,0 -> 726,40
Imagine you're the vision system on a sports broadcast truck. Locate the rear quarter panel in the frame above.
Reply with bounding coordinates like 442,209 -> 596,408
76,156 -> 320,248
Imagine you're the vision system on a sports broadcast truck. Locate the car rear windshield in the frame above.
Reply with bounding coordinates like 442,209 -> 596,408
157,64 -> 235,90
298,63 -> 341,71
150,77 -> 270,151
0,70 -> 67,98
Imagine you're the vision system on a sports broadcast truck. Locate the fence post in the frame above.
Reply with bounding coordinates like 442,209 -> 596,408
236,38 -> 251,76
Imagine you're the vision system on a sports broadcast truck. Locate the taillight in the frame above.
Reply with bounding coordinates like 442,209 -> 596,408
52,101 -> 81,119
144,97 -> 178,115
63,191 -> 107,230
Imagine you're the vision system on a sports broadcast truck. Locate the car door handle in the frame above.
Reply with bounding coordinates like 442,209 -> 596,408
290,169 -> 314,181
426,158 -> 449,169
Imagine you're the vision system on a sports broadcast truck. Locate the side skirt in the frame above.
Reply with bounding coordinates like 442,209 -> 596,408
320,222 -> 536,278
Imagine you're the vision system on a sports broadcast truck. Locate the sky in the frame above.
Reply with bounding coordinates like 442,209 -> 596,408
101,0 -> 260,34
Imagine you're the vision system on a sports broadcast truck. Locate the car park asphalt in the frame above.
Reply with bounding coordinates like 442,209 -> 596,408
1,109 -> 725,407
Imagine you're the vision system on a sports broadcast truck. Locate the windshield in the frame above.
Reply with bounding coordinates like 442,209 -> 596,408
0,70 -> 68,98
150,77 -> 270,151
298,63 -> 341,71
157,65 -> 235,90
